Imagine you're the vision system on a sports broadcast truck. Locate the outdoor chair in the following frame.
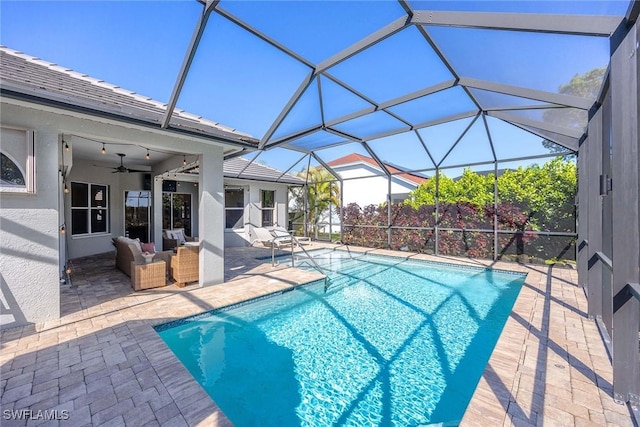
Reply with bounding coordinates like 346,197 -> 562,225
251,226 -> 294,249
163,228 -> 198,251
170,245 -> 199,287
273,226 -> 311,246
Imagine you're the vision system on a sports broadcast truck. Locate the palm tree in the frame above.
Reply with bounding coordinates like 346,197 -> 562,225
290,168 -> 340,238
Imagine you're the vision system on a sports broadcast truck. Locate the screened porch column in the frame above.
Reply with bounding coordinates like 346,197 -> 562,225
610,16 -> 640,407
584,106 -> 604,321
199,148 -> 225,286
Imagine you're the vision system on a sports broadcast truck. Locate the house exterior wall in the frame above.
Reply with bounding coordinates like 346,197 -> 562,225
0,99 -> 231,327
224,178 -> 290,247
337,164 -> 418,207
1,105 -> 60,327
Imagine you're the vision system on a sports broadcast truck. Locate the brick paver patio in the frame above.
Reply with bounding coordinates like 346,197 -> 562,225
1,245 -> 636,426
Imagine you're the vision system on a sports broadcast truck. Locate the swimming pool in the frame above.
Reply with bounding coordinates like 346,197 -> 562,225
156,249 -> 525,426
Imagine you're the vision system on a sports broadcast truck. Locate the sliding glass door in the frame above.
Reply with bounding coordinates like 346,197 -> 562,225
163,192 -> 192,237
124,190 -> 150,242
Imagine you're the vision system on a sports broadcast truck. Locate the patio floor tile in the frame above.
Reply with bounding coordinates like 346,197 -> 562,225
1,245 -> 635,426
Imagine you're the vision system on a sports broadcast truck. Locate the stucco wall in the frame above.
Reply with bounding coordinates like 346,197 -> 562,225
337,165 -> 418,207
224,178 -> 290,247
1,127 -> 60,328
1,100 -> 232,327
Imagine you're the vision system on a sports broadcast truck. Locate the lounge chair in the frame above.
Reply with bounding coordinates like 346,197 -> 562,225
251,226 -> 294,249
273,226 -> 311,246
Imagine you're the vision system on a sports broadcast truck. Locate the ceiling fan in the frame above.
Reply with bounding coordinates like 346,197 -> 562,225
96,153 -> 147,173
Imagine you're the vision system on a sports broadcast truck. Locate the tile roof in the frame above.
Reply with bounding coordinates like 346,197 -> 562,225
326,153 -> 428,185
224,156 -> 305,185
0,46 -> 258,147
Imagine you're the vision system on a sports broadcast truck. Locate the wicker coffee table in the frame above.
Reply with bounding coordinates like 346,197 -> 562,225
131,260 -> 166,291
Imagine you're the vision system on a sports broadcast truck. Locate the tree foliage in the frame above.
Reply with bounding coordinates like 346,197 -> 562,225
341,157 -> 577,261
496,157 -> 576,231
406,169 -> 494,208
289,168 -> 340,234
557,67 -> 606,99
542,67 -> 605,154
406,158 -> 576,232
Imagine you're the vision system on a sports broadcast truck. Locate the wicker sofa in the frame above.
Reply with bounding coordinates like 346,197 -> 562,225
113,236 -> 172,277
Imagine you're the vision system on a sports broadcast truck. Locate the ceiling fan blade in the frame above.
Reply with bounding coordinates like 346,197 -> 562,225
126,168 -> 148,173
93,164 -> 117,169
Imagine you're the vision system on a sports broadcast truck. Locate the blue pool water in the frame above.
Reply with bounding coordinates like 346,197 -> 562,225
156,249 -> 525,426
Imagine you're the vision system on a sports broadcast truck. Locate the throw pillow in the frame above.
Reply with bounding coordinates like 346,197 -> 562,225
172,229 -> 186,244
141,242 -> 156,254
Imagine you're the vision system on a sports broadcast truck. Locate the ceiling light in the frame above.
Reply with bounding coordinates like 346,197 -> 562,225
64,142 -> 70,152
146,149 -> 150,160
101,143 -> 106,155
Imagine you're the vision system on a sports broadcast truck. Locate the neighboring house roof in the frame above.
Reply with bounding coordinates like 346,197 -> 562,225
326,153 -> 428,186
224,157 -> 305,185
0,46 -> 258,147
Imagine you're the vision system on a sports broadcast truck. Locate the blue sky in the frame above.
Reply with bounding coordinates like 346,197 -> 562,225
0,0 -> 628,175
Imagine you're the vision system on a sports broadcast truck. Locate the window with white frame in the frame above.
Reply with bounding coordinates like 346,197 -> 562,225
261,190 -> 275,227
225,188 -> 244,229
71,182 -> 109,235
0,126 -> 35,193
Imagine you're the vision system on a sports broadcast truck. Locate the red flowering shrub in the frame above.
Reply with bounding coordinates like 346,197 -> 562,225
338,200 -> 574,261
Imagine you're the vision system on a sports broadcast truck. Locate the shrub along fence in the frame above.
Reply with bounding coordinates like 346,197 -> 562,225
341,201 -> 576,263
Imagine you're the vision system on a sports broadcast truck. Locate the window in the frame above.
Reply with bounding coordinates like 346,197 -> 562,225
261,190 -> 275,227
1,127 -> 35,193
225,188 -> 244,229
1,153 -> 25,186
71,182 -> 109,235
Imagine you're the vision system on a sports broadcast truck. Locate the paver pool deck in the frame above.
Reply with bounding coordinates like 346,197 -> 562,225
1,244 -> 636,426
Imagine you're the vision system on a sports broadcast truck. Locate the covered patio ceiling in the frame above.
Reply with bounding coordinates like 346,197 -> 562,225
1,1 -> 634,180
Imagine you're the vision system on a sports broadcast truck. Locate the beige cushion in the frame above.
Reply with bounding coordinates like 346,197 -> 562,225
127,243 -> 144,264
116,236 -> 142,252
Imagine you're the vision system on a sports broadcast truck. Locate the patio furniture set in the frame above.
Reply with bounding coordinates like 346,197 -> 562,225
113,230 -> 200,291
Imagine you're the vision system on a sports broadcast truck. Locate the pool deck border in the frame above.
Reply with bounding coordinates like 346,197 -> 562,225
0,244 -> 636,426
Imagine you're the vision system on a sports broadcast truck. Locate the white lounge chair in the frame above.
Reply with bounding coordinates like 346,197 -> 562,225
273,226 -> 312,246
251,226 -> 294,249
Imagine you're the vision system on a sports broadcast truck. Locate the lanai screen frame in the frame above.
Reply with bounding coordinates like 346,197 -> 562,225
156,0 -> 638,412
171,1 -> 614,261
